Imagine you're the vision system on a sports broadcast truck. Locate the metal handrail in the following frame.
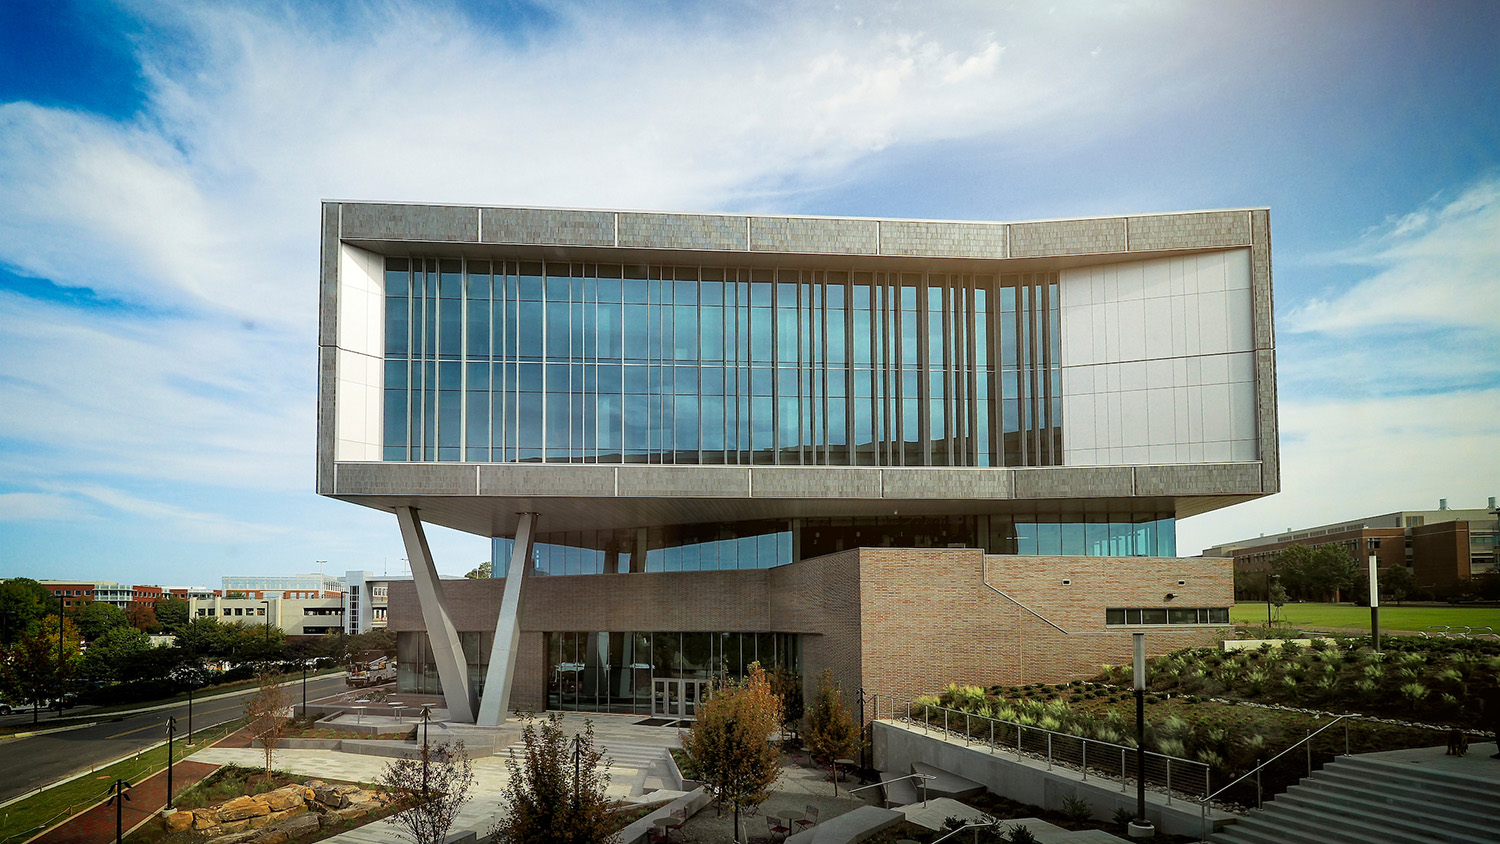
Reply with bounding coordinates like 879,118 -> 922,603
1196,713 -> 1351,842
931,817 -> 1003,843
848,772 -> 935,807
897,701 -> 1210,803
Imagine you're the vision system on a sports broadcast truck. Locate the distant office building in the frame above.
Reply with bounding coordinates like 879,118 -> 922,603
38,581 -> 95,610
189,595 -> 345,637
220,573 -> 344,599
1204,498 -> 1499,596
343,570 -> 395,634
38,581 -> 171,612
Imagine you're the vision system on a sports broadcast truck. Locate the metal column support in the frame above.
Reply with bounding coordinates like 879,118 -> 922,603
396,505 -> 475,723
477,512 -> 538,726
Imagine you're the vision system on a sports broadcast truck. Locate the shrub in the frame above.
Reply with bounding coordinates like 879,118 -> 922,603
1008,824 -> 1038,844
1111,807 -> 1136,826
1399,682 -> 1430,709
1060,795 -> 1092,823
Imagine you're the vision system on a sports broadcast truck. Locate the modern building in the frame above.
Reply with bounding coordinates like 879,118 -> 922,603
188,595 -> 346,637
39,581 -> 171,612
317,202 -> 1277,724
1205,498 -> 1500,597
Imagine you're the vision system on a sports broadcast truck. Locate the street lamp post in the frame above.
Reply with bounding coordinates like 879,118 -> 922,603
1128,632 -> 1154,839
421,705 -> 431,797
262,600 -> 271,644
301,660 -> 309,720
187,685 -> 194,745
1368,553 -> 1381,653
57,594 -> 65,719
165,716 -> 178,810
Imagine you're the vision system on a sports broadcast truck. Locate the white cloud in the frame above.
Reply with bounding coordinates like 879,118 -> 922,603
1179,388 -> 1500,554
1286,175 -> 1500,333
0,492 -> 84,522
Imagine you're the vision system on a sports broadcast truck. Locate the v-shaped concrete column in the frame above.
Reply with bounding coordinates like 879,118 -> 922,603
476,512 -> 537,726
395,505 -> 475,723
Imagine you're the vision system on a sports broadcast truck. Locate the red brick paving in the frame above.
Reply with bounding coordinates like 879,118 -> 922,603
29,760 -> 219,844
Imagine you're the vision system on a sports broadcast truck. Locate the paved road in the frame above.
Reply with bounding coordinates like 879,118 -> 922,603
0,674 -> 351,805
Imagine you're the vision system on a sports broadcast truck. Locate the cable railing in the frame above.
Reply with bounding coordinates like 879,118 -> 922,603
883,699 -> 1211,805
1194,714 -> 1350,842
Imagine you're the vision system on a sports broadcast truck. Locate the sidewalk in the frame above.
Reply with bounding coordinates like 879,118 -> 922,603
29,760 -> 218,844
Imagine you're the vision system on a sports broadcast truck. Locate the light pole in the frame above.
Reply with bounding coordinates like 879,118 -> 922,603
57,594 -> 65,719
1368,553 -> 1381,653
1128,632 -> 1154,839
187,684 -> 195,745
262,600 -> 271,644
106,779 -> 132,844
421,705 -> 432,797
1265,573 -> 1280,628
301,660 -> 309,720
165,717 -> 178,810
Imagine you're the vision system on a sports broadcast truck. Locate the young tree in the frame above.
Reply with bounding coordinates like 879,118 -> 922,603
768,667 -> 804,742
243,669 -> 291,771
463,561 -> 493,579
682,665 -> 783,842
381,741 -> 475,844
1381,565 -> 1417,606
803,670 -> 860,796
492,713 -> 616,844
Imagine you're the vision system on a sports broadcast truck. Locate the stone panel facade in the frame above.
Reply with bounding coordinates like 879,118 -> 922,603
749,216 -> 880,255
340,203 -> 477,242
479,207 -> 614,246
1010,218 -> 1127,257
1126,211 -> 1251,251
879,220 -> 1008,258
618,212 -> 748,251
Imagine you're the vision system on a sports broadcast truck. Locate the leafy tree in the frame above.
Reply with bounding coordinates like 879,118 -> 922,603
155,597 -> 190,634
803,670 -> 860,795
463,561 -> 493,579
681,665 -> 782,842
244,669 -> 291,771
382,741 -> 475,844
177,616 -> 240,660
71,601 -> 129,642
769,666 -> 804,742
0,578 -> 53,645
493,713 -> 616,844
80,625 -> 151,683
126,603 -> 160,632
0,616 -> 82,722
1380,565 -> 1417,605
1273,544 -> 1358,602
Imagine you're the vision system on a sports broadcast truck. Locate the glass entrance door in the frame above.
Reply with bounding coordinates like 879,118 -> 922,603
652,678 -> 706,719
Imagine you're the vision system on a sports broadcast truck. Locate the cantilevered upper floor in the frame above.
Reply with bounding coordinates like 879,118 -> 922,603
317,202 -> 1277,539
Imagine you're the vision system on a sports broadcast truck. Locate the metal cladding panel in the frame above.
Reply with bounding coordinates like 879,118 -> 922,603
319,202 -> 341,348
879,220 -> 1008,258
478,464 -> 615,497
316,348 -> 338,495
618,212 -> 748,251
479,207 -> 614,246
1126,211 -> 1251,251
1133,464 -> 1263,497
749,216 -> 879,255
340,203 -> 478,242
1010,218 -> 1127,257
880,468 -> 1014,500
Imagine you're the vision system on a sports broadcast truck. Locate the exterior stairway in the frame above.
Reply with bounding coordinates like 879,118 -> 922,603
1210,748 -> 1500,844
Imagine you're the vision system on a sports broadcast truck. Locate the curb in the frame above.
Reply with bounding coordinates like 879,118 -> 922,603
52,670 -> 349,723
0,723 -> 99,742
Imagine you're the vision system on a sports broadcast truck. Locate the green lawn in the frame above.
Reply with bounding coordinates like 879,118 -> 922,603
1231,602 -> 1500,632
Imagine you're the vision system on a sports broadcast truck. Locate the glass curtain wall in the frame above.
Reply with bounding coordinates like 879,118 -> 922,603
382,258 -> 1061,467
492,512 -> 1176,576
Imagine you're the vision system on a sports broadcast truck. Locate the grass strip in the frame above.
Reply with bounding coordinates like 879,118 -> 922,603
1229,602 -> 1500,632
0,719 -> 244,844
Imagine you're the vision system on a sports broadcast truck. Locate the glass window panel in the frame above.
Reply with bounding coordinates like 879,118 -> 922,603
1168,608 -> 1198,625
1106,608 -> 1125,625
1140,608 -> 1169,625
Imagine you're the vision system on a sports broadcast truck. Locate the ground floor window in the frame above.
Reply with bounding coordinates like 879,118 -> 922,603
396,631 -> 492,697
1106,607 -> 1229,626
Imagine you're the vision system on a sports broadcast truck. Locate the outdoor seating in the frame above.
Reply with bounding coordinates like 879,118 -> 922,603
794,805 -> 819,831
766,815 -> 790,841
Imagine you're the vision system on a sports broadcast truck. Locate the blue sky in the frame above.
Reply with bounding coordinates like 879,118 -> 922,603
1,0 -> 1497,586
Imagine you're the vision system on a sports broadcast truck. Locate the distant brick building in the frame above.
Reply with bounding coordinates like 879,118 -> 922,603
1204,499 -> 1499,598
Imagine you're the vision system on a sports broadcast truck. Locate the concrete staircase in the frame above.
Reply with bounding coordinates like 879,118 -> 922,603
1210,752 -> 1500,844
